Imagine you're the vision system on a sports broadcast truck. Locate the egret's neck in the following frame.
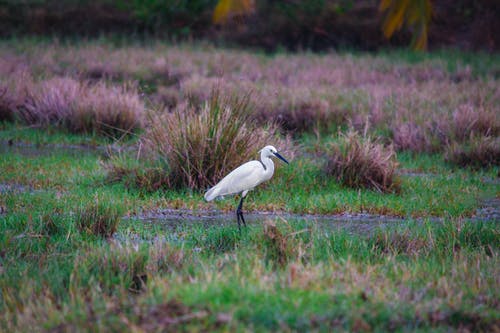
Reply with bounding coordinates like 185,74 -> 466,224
260,152 -> 275,177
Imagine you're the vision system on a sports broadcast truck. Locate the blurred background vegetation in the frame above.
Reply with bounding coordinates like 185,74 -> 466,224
0,0 -> 498,51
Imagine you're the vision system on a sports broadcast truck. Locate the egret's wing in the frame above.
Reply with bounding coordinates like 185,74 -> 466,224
204,161 -> 263,201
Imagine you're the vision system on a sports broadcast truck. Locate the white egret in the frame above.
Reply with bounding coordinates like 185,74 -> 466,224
204,145 -> 289,228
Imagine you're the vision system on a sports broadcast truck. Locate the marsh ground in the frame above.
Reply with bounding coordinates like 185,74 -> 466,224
0,39 -> 499,331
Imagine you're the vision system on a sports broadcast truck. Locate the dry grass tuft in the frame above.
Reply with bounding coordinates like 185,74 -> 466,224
262,220 -> 290,266
140,89 -> 288,189
325,129 -> 400,193
147,242 -> 185,274
261,219 -> 310,267
445,135 -> 500,169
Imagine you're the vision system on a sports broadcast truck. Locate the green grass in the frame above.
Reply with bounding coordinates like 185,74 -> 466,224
1,208 -> 498,331
0,126 -> 498,330
0,121 -> 123,146
1,128 -> 496,218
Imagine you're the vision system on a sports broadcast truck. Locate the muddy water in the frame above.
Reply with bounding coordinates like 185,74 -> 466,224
126,197 -> 500,240
127,209 -> 424,236
117,211 -> 410,247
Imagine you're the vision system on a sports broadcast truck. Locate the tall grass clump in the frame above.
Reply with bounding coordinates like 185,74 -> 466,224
325,129 -> 400,193
445,135 -> 500,169
75,195 -> 124,238
21,77 -> 144,136
140,90 -> 287,189
71,82 -> 144,136
21,77 -> 82,126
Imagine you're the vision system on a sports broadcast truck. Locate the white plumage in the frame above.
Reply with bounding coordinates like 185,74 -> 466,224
204,145 -> 289,228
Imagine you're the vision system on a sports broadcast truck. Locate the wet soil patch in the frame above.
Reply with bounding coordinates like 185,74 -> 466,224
129,209 -> 427,237
129,197 -> 499,238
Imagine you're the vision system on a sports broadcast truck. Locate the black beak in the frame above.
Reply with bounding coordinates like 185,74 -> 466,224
273,152 -> 289,165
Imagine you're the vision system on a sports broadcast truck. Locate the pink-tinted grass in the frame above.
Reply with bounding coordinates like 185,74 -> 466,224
22,77 -> 83,126
391,121 -> 443,153
1,42 -> 499,149
72,82 -> 144,135
445,135 -> 500,169
449,104 -> 499,142
20,77 -> 144,135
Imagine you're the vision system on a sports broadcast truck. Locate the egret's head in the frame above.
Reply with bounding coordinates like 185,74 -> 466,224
261,145 -> 289,164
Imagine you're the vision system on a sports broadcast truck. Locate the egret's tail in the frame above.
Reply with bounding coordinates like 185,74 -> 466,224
204,186 -> 220,202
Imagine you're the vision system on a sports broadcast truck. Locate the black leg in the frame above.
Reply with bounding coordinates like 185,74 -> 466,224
236,208 -> 241,231
236,195 -> 246,228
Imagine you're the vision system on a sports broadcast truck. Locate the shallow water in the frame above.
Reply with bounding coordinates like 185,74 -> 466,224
121,199 -> 499,244
116,211 -> 413,247
126,209 -> 423,236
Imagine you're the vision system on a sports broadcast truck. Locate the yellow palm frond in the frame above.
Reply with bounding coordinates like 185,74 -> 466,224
379,0 -> 433,50
213,0 -> 255,25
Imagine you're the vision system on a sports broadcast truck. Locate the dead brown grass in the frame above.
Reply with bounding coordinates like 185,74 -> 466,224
325,129 -> 400,193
